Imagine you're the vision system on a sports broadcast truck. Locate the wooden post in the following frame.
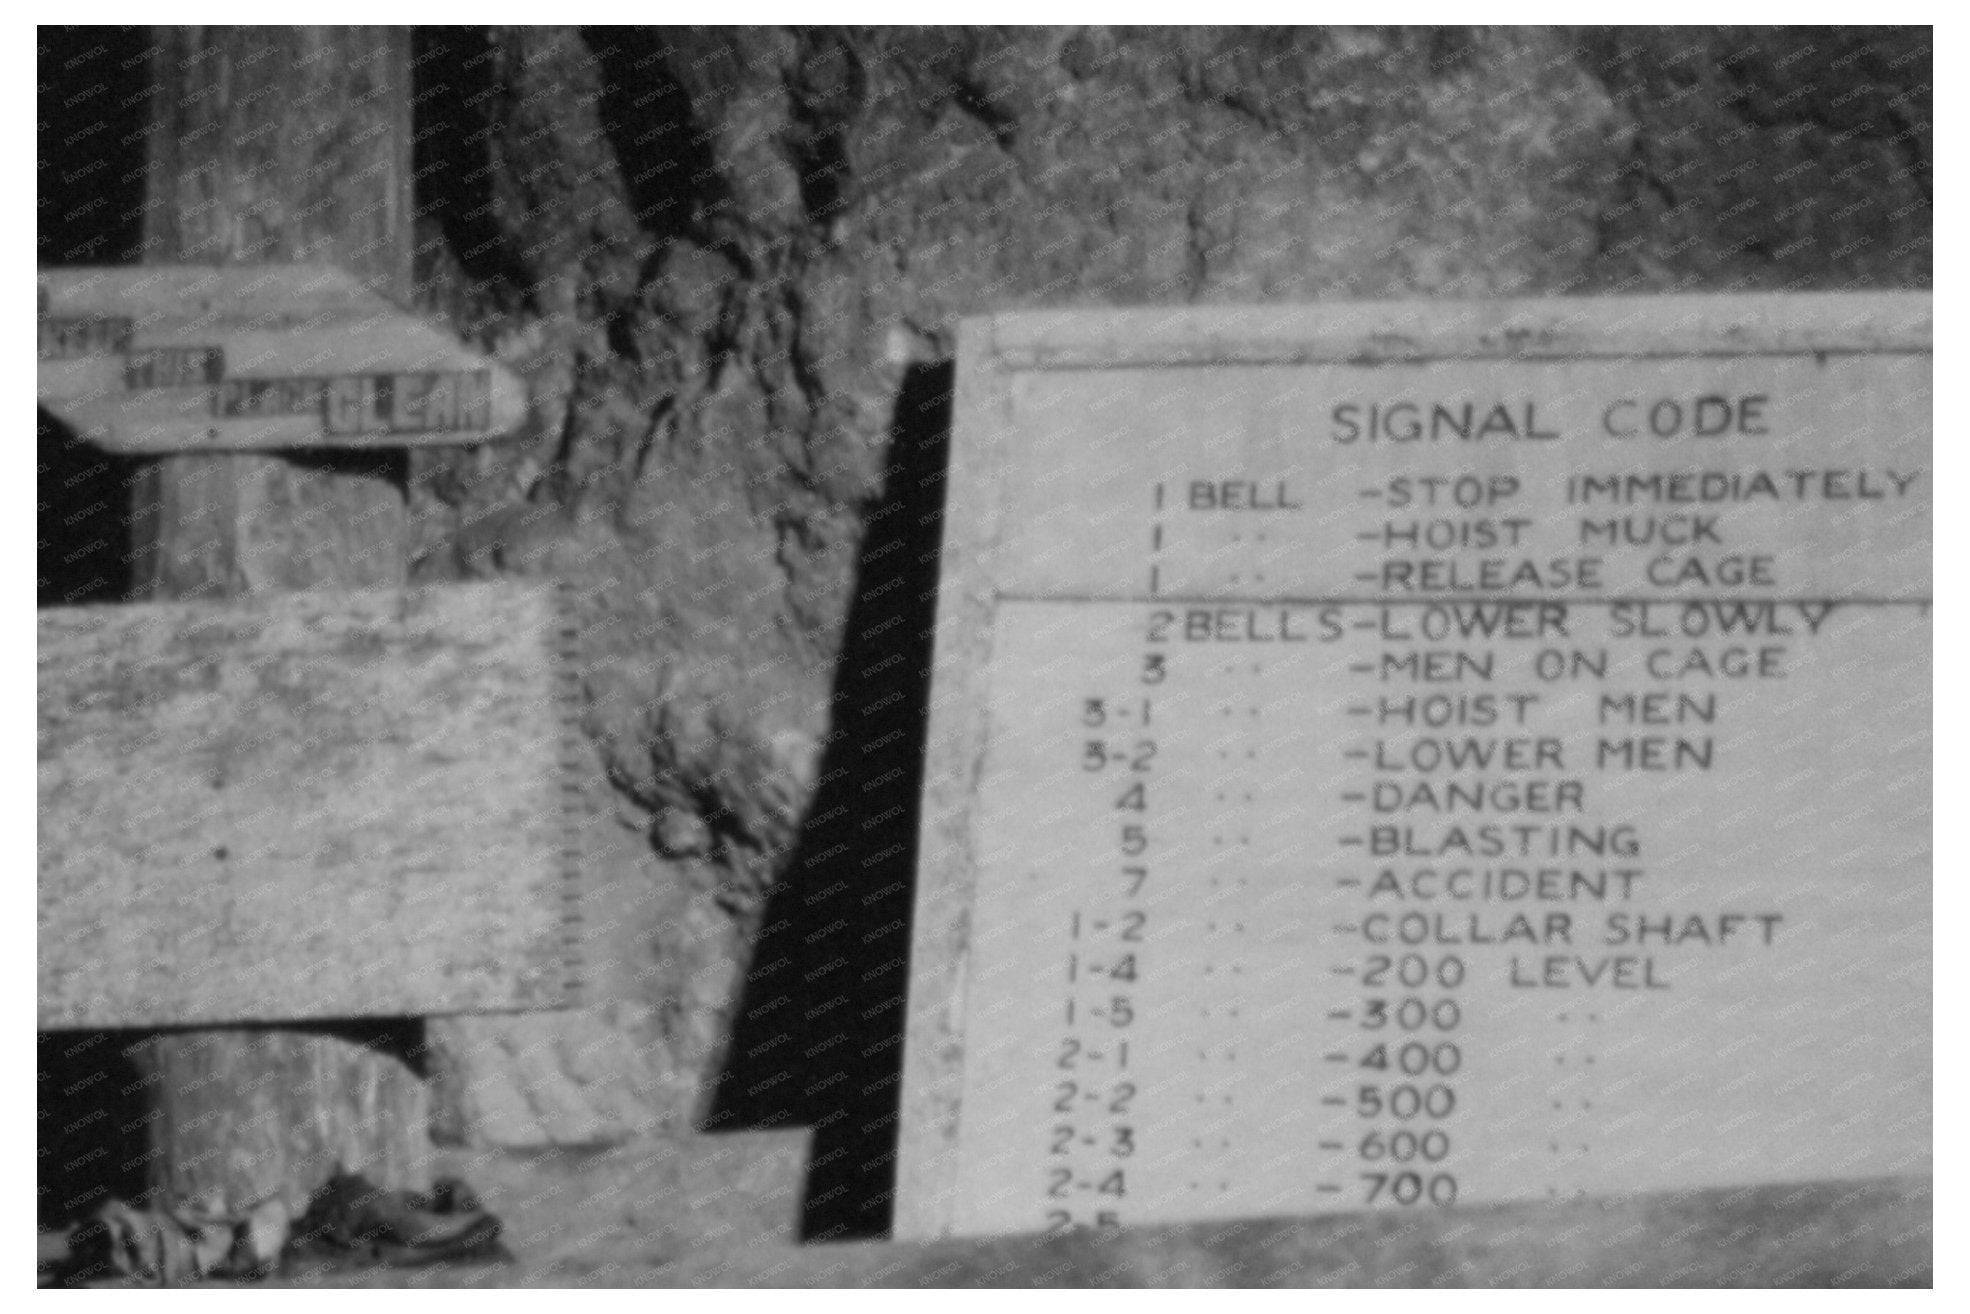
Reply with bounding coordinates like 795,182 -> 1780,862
123,25 -> 433,1214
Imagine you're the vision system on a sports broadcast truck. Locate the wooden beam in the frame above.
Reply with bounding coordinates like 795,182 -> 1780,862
117,24 -> 432,1216
38,583 -> 578,1030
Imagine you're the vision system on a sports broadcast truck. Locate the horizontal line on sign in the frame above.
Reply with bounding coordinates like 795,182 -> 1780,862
993,592 -> 1932,607
997,347 -> 1931,372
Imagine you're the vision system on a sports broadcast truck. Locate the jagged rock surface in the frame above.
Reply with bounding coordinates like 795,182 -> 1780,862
398,26 -> 1929,1214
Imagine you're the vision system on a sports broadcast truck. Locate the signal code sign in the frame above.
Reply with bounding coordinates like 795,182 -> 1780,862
894,294 -> 1931,1239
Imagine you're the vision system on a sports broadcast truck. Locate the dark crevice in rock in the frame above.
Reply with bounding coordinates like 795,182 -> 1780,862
411,27 -> 529,295
1882,98 -> 1932,203
949,73 -> 1017,150
786,29 -> 866,226
583,27 -> 728,246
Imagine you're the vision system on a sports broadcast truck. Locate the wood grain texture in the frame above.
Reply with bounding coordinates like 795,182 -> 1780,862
119,24 -> 435,1214
984,292 -> 1933,369
130,27 -> 416,603
144,28 -> 414,286
39,583 -> 574,1028
894,317 -> 1014,1236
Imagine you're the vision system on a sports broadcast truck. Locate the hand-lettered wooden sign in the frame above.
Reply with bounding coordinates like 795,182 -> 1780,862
894,294 -> 1931,1239
37,583 -> 583,1028
37,265 -> 526,452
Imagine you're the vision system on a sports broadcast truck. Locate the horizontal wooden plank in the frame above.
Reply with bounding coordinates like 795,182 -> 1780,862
39,264 -> 375,322
984,291 -> 1933,369
37,265 -> 526,451
38,583 -> 581,1028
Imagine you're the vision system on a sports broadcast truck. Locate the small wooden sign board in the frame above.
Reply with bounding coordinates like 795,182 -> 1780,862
37,583 -> 583,1029
37,265 -> 526,452
894,294 -> 1932,1239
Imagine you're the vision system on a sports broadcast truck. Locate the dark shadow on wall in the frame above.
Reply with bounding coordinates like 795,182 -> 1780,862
410,25 -> 529,292
37,1032 -> 151,1228
38,26 -> 150,268
38,27 -> 150,608
38,410 -> 140,608
704,362 -> 954,1242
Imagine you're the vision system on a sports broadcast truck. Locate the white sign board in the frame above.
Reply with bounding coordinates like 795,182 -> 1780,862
895,294 -> 1931,1239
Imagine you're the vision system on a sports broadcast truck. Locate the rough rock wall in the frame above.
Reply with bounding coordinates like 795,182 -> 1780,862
396,24 -> 1929,1227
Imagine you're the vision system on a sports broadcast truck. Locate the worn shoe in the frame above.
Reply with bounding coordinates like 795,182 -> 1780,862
293,1169 -> 508,1267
